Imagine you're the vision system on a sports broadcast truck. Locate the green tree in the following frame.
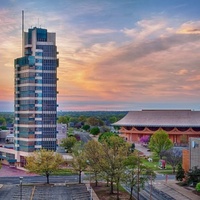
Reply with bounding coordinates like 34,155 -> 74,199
87,117 -> 99,126
0,117 -> 6,126
130,143 -> 135,153
84,140 -> 102,186
124,152 -> 156,200
98,132 -> 117,143
60,136 -> 77,153
82,124 -> 90,131
67,127 -> 74,136
0,126 -> 7,130
100,125 -> 110,133
25,149 -> 64,184
72,142 -> 87,184
148,130 -> 173,158
186,167 -> 200,186
196,182 -> 200,192
98,119 -> 104,126
176,163 -> 185,181
99,136 -> 130,195
57,116 -> 69,124
90,126 -> 100,135
78,115 -> 87,123
69,117 -> 79,124
109,116 -> 117,124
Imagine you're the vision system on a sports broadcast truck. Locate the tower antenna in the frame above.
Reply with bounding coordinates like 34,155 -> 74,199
22,10 -> 24,56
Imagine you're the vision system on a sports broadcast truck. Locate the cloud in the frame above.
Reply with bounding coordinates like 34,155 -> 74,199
84,29 -> 116,35
121,19 -> 168,41
176,69 -> 188,75
177,21 -> 200,34
59,31 -> 200,105
1,1 -> 200,111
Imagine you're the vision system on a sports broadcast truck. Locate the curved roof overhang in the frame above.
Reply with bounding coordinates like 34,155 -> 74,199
113,110 -> 200,128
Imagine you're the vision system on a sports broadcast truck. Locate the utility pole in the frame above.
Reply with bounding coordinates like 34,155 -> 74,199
19,177 -> 23,200
150,173 -> 152,200
137,151 -> 140,200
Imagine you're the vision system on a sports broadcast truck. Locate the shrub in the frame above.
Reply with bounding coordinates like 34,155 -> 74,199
98,132 -> 116,142
176,163 -> 185,181
82,124 -> 90,131
196,182 -> 200,192
90,127 -> 100,135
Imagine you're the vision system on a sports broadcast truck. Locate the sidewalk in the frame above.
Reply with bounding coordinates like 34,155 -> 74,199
0,164 -> 38,177
85,183 -> 99,200
154,180 -> 200,200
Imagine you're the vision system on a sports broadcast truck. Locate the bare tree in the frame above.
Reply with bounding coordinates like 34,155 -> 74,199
162,148 -> 182,173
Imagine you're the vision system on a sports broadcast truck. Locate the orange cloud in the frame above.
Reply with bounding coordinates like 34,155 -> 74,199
177,21 -> 200,34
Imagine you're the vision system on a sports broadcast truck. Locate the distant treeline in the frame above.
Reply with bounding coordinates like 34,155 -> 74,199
0,111 -> 128,126
0,112 -> 14,126
58,111 -> 128,118
57,111 -> 128,128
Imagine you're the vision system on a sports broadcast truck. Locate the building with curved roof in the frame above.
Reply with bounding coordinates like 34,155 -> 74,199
113,110 -> 200,145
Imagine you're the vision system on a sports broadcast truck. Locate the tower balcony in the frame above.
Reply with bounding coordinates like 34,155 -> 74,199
25,49 -> 32,55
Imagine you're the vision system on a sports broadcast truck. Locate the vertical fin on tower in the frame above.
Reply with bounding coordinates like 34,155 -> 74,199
22,10 -> 24,56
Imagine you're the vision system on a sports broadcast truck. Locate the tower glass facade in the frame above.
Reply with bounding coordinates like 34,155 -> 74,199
14,27 -> 58,157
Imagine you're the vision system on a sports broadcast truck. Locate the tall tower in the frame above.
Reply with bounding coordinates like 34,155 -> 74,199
14,24 -> 59,165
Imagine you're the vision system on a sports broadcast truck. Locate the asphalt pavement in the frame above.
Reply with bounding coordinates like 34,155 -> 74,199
0,183 -> 91,200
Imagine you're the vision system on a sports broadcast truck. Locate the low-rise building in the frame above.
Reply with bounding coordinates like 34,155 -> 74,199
113,110 -> 200,145
57,123 -> 67,145
182,137 -> 200,172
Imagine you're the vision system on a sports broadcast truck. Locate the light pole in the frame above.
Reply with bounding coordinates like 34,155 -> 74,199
19,177 -> 23,200
137,151 -> 140,200
87,160 -> 92,200
150,173 -> 152,200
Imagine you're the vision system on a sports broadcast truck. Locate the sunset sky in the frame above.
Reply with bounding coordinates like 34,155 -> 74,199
0,0 -> 200,111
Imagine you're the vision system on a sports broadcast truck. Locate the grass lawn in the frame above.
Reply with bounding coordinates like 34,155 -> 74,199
51,168 -> 75,175
141,157 -> 175,174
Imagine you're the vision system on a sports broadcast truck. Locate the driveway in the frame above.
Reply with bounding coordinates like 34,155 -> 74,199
135,143 -> 152,157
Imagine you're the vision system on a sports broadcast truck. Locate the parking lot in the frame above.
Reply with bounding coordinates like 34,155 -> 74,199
0,183 -> 90,200
0,165 -> 91,199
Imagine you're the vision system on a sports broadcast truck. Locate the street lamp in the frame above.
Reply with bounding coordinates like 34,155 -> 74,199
86,160 -> 92,200
19,177 -> 23,200
89,169 -> 93,200
150,173 -> 152,200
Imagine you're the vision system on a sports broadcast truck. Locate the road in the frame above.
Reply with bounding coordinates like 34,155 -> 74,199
0,173 -> 174,185
155,174 -> 175,181
0,175 -> 79,185
74,130 -> 92,143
